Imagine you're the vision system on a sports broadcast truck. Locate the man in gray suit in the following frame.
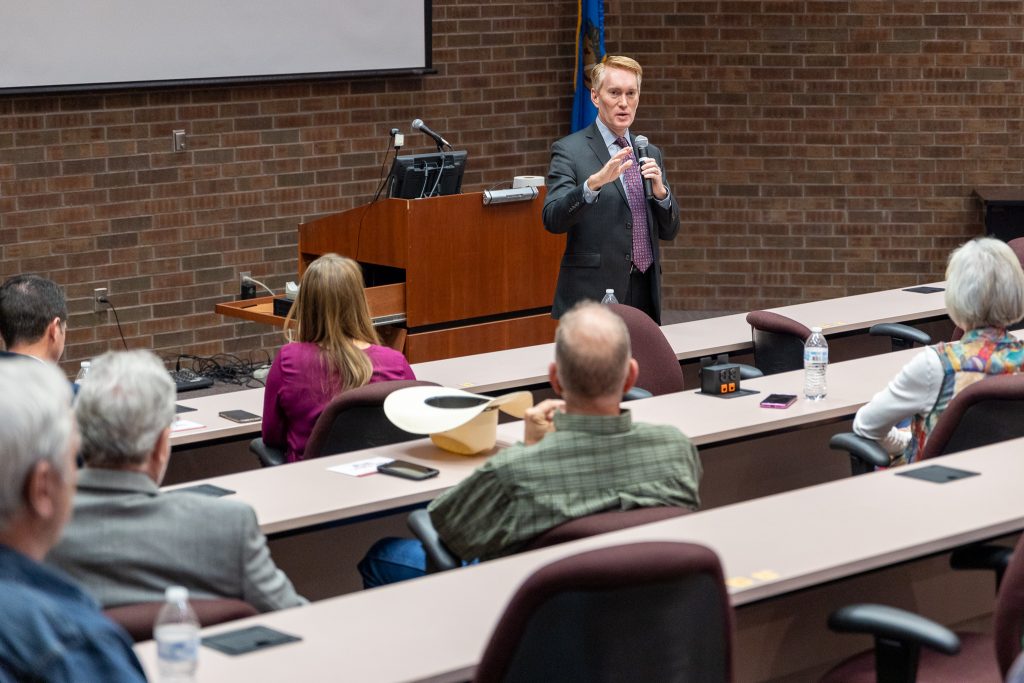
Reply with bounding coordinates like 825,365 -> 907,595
47,350 -> 306,613
543,55 -> 681,324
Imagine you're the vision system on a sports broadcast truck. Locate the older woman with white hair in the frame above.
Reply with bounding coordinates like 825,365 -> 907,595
853,237 -> 1024,466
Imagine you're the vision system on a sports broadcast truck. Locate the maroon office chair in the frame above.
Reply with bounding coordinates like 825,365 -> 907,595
522,506 -> 691,551
473,541 -> 733,683
830,373 -> 1024,475
822,532 -> 1024,682
745,310 -> 812,376
408,506 -> 694,574
250,379 -> 439,467
104,598 -> 258,642
607,303 -> 685,395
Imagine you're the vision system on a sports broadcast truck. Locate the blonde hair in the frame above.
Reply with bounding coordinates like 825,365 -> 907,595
284,253 -> 380,390
591,56 -> 643,93
945,237 -> 1024,330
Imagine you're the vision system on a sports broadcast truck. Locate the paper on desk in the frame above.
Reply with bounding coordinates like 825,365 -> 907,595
171,419 -> 205,433
328,456 -> 394,477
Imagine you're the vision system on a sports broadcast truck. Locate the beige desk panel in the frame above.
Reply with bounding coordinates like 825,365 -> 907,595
163,347 -> 920,536
137,439 -> 1024,683
169,388 -> 264,446
414,282 -> 947,393
166,282 -> 946,447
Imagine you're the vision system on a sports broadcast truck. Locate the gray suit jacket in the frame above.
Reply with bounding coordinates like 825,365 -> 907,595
46,468 -> 306,612
542,122 -> 681,324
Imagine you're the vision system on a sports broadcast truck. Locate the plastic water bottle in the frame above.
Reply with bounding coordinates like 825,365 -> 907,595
803,326 -> 828,401
601,288 -> 618,304
74,361 -> 91,386
154,586 -> 200,682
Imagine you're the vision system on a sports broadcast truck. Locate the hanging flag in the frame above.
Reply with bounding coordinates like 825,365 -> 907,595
571,0 -> 606,132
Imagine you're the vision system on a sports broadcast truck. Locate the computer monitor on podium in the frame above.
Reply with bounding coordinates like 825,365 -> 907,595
387,150 -> 468,199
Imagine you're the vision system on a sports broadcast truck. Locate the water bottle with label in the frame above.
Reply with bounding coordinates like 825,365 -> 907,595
154,586 -> 200,682
601,288 -> 618,304
803,326 -> 828,401
74,361 -> 91,386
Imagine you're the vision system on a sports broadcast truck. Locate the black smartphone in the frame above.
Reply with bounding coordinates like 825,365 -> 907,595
169,483 -> 236,497
377,459 -> 440,481
759,393 -> 798,409
218,409 -> 261,423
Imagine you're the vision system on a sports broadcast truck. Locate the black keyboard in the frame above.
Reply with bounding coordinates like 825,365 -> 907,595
170,369 -> 214,393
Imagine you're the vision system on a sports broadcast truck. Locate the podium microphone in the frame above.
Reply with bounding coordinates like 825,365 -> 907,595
411,119 -> 451,148
634,135 -> 653,200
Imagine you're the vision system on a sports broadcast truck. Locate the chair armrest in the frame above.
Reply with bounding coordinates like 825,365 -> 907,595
622,387 -> 653,402
736,364 -> 763,380
407,508 -> 461,573
248,438 -> 286,468
950,543 -> 1014,588
829,432 -> 891,473
828,604 -> 960,655
869,323 -> 932,350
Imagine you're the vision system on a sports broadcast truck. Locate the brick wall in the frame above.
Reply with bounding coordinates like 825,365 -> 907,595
2,1 -> 1022,373
617,0 -> 1023,310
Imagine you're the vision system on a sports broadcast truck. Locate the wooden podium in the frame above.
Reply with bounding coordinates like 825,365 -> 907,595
218,191 -> 564,364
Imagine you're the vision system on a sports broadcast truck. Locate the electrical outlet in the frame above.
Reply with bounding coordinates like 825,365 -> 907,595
172,129 -> 187,152
239,271 -> 256,300
93,287 -> 108,313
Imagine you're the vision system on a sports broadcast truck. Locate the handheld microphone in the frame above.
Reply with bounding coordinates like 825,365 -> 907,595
411,119 -> 451,147
634,135 -> 654,200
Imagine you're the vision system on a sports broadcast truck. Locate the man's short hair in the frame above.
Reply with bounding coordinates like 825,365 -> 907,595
555,302 -> 632,400
591,55 -> 643,93
76,350 -> 176,469
0,359 -> 75,527
0,275 -> 68,349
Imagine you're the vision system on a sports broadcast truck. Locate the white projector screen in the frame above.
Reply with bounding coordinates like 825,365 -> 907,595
0,0 -> 431,93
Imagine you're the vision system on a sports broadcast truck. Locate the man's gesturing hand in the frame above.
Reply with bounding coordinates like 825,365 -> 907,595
585,147 -> 633,193
523,399 -> 566,446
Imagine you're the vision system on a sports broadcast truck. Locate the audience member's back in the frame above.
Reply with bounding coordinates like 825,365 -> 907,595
46,350 -> 306,612
358,302 -> 701,587
0,359 -> 146,682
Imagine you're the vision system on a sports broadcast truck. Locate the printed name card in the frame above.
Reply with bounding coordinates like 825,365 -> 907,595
328,456 -> 395,477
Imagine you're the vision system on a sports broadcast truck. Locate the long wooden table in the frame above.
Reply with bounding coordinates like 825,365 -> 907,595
164,346 -> 921,536
137,438 -> 1024,682
412,281 -> 949,391
170,388 -> 265,446
172,282 -> 949,448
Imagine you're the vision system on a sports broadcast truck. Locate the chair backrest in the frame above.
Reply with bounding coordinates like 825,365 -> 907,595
745,310 -> 812,375
104,598 -> 258,642
607,303 -> 685,395
920,374 -> 1024,460
523,506 -> 691,551
994,534 -> 1024,676
473,541 -> 733,683
1008,237 -> 1024,267
304,379 -> 439,459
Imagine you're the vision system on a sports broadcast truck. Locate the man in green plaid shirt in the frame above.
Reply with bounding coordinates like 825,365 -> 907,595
359,302 -> 701,587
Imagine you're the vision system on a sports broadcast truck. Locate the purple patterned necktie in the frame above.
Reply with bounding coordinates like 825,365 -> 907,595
615,136 -> 653,273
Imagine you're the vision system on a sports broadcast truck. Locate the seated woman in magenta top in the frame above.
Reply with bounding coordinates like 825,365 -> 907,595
262,254 -> 415,462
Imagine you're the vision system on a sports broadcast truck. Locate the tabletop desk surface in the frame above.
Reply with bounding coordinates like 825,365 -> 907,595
164,346 -> 921,536
138,437 -> 1024,683
170,388 -> 264,446
168,282 -> 946,446
412,282 -> 947,392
